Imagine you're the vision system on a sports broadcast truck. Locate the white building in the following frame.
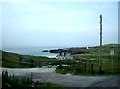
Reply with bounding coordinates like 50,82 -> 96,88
56,52 -> 73,60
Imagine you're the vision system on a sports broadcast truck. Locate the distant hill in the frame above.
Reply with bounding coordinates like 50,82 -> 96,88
48,44 -> 119,55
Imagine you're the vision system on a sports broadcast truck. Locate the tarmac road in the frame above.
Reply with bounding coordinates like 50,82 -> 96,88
1,67 -> 119,88
89,76 -> 120,87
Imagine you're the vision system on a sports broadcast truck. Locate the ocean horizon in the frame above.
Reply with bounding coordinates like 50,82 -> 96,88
2,47 -> 62,58
2,45 -> 98,58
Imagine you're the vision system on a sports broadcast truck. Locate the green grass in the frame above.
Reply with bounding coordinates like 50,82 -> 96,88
1,50 -> 57,68
56,44 -> 120,75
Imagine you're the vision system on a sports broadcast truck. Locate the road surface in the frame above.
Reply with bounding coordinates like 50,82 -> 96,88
0,67 -> 119,87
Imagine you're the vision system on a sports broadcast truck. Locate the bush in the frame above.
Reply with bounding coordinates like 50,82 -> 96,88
2,70 -> 63,88
2,70 -> 33,88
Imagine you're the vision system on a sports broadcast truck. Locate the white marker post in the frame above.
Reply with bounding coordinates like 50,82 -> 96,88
110,47 -> 114,73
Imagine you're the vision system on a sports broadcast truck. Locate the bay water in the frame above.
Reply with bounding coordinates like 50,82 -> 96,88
3,47 -> 61,58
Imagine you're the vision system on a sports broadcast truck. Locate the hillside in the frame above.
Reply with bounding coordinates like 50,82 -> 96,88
45,44 -> 119,55
70,44 -> 119,55
1,50 -> 57,68
56,44 -> 120,75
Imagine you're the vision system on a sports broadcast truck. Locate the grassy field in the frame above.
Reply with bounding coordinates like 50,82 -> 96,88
56,44 -> 120,75
71,54 -> 119,74
1,50 -> 57,68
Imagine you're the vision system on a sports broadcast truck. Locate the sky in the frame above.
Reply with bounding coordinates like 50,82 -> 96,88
1,1 -> 118,49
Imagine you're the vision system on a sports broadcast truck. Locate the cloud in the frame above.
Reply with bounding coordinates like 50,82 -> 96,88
3,2 -> 97,33
0,3 -> 2,49
3,2 -> 57,14
94,3 -> 115,11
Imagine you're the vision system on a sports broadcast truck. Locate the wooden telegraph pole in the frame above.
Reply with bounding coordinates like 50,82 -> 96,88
99,14 -> 104,74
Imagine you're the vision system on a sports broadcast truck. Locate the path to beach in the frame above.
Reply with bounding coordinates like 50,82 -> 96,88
0,67 -> 119,87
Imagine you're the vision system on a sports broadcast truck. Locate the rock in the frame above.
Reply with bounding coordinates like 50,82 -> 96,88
42,50 -> 49,52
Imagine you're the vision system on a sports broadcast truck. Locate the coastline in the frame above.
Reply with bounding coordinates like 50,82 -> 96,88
2,47 -> 58,58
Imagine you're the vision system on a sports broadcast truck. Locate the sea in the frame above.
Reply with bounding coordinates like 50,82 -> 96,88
3,47 -> 62,58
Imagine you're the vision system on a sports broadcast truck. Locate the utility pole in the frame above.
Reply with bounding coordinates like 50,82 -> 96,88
99,14 -> 103,74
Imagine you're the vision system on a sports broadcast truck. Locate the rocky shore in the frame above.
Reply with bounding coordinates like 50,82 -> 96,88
43,48 -> 89,55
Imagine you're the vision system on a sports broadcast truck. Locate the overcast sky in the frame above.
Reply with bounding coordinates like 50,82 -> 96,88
1,1 -> 118,49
